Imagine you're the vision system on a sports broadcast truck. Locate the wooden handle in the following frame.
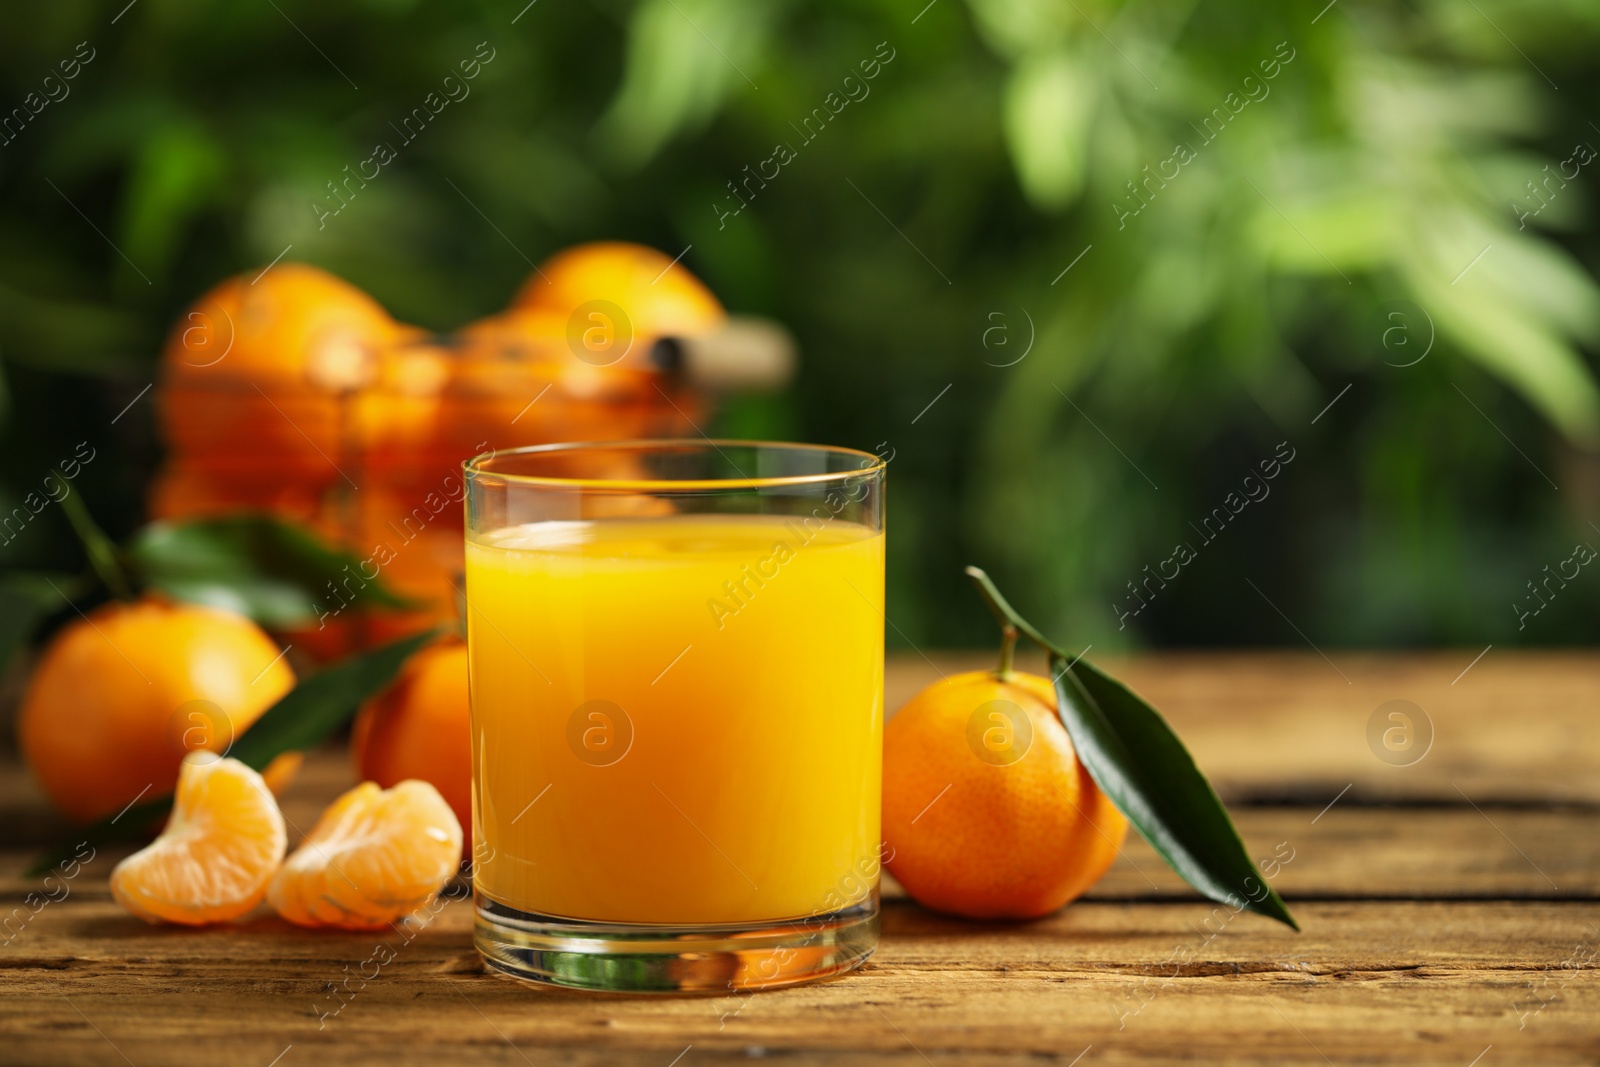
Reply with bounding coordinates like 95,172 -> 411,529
651,316 -> 796,393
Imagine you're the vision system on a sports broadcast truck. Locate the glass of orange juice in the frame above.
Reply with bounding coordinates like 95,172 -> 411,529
463,440 -> 886,992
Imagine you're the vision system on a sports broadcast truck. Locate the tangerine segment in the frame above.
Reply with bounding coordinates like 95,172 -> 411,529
268,780 -> 462,929
110,753 -> 288,925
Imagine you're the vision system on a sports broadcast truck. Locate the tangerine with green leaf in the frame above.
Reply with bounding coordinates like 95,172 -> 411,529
882,580 -> 1128,920
17,597 -> 300,824
883,665 -> 1128,920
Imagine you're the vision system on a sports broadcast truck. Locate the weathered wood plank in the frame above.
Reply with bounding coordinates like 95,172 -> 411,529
1,652 -> 1596,1065
2,899 -> 1596,1066
1088,804 -> 1596,900
6,801 -> 1593,906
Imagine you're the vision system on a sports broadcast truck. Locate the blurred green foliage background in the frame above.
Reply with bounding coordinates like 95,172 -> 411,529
2,0 -> 1598,650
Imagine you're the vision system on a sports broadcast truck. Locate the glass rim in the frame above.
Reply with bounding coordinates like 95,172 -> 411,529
463,439 -> 887,491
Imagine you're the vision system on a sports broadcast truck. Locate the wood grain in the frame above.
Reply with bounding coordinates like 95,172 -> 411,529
3,900 -> 1596,1066
0,652 -> 1596,1065
7,805 -> 1592,903
886,651 -> 1600,803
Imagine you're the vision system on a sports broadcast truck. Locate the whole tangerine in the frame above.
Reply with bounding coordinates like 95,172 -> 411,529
159,262 -> 406,390
152,263 -> 416,521
882,668 -> 1128,920
17,598 -> 300,824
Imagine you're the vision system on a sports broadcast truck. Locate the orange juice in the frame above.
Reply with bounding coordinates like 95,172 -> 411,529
465,513 -> 884,925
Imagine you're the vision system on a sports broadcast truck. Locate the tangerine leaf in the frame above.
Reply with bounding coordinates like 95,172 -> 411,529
1051,652 -> 1298,930
226,628 -> 437,771
964,567 -> 1296,930
59,490 -> 134,601
128,514 -> 417,628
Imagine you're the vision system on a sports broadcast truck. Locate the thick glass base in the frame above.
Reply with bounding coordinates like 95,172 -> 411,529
474,896 -> 878,993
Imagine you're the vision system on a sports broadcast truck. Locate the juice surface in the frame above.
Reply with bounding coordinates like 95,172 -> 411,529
465,513 -> 884,925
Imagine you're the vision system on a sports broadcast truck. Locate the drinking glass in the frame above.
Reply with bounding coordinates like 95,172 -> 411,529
463,440 -> 886,992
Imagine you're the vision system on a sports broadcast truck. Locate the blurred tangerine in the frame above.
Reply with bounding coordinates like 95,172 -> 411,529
512,241 -> 726,349
17,598 -> 300,824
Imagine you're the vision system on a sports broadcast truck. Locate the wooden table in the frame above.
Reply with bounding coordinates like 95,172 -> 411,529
4,652 -> 1598,1065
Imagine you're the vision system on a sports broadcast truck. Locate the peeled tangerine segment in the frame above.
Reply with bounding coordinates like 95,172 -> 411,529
268,779 -> 463,929
111,753 -> 288,925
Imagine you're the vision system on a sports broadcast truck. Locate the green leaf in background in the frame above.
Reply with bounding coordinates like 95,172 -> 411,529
965,567 -> 1297,930
597,0 -> 777,167
1002,49 -> 1094,211
0,282 -> 145,377
58,488 -> 135,602
24,628 -> 439,876
127,514 -> 416,628
2,0 -> 1597,652
1052,654 -> 1298,929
